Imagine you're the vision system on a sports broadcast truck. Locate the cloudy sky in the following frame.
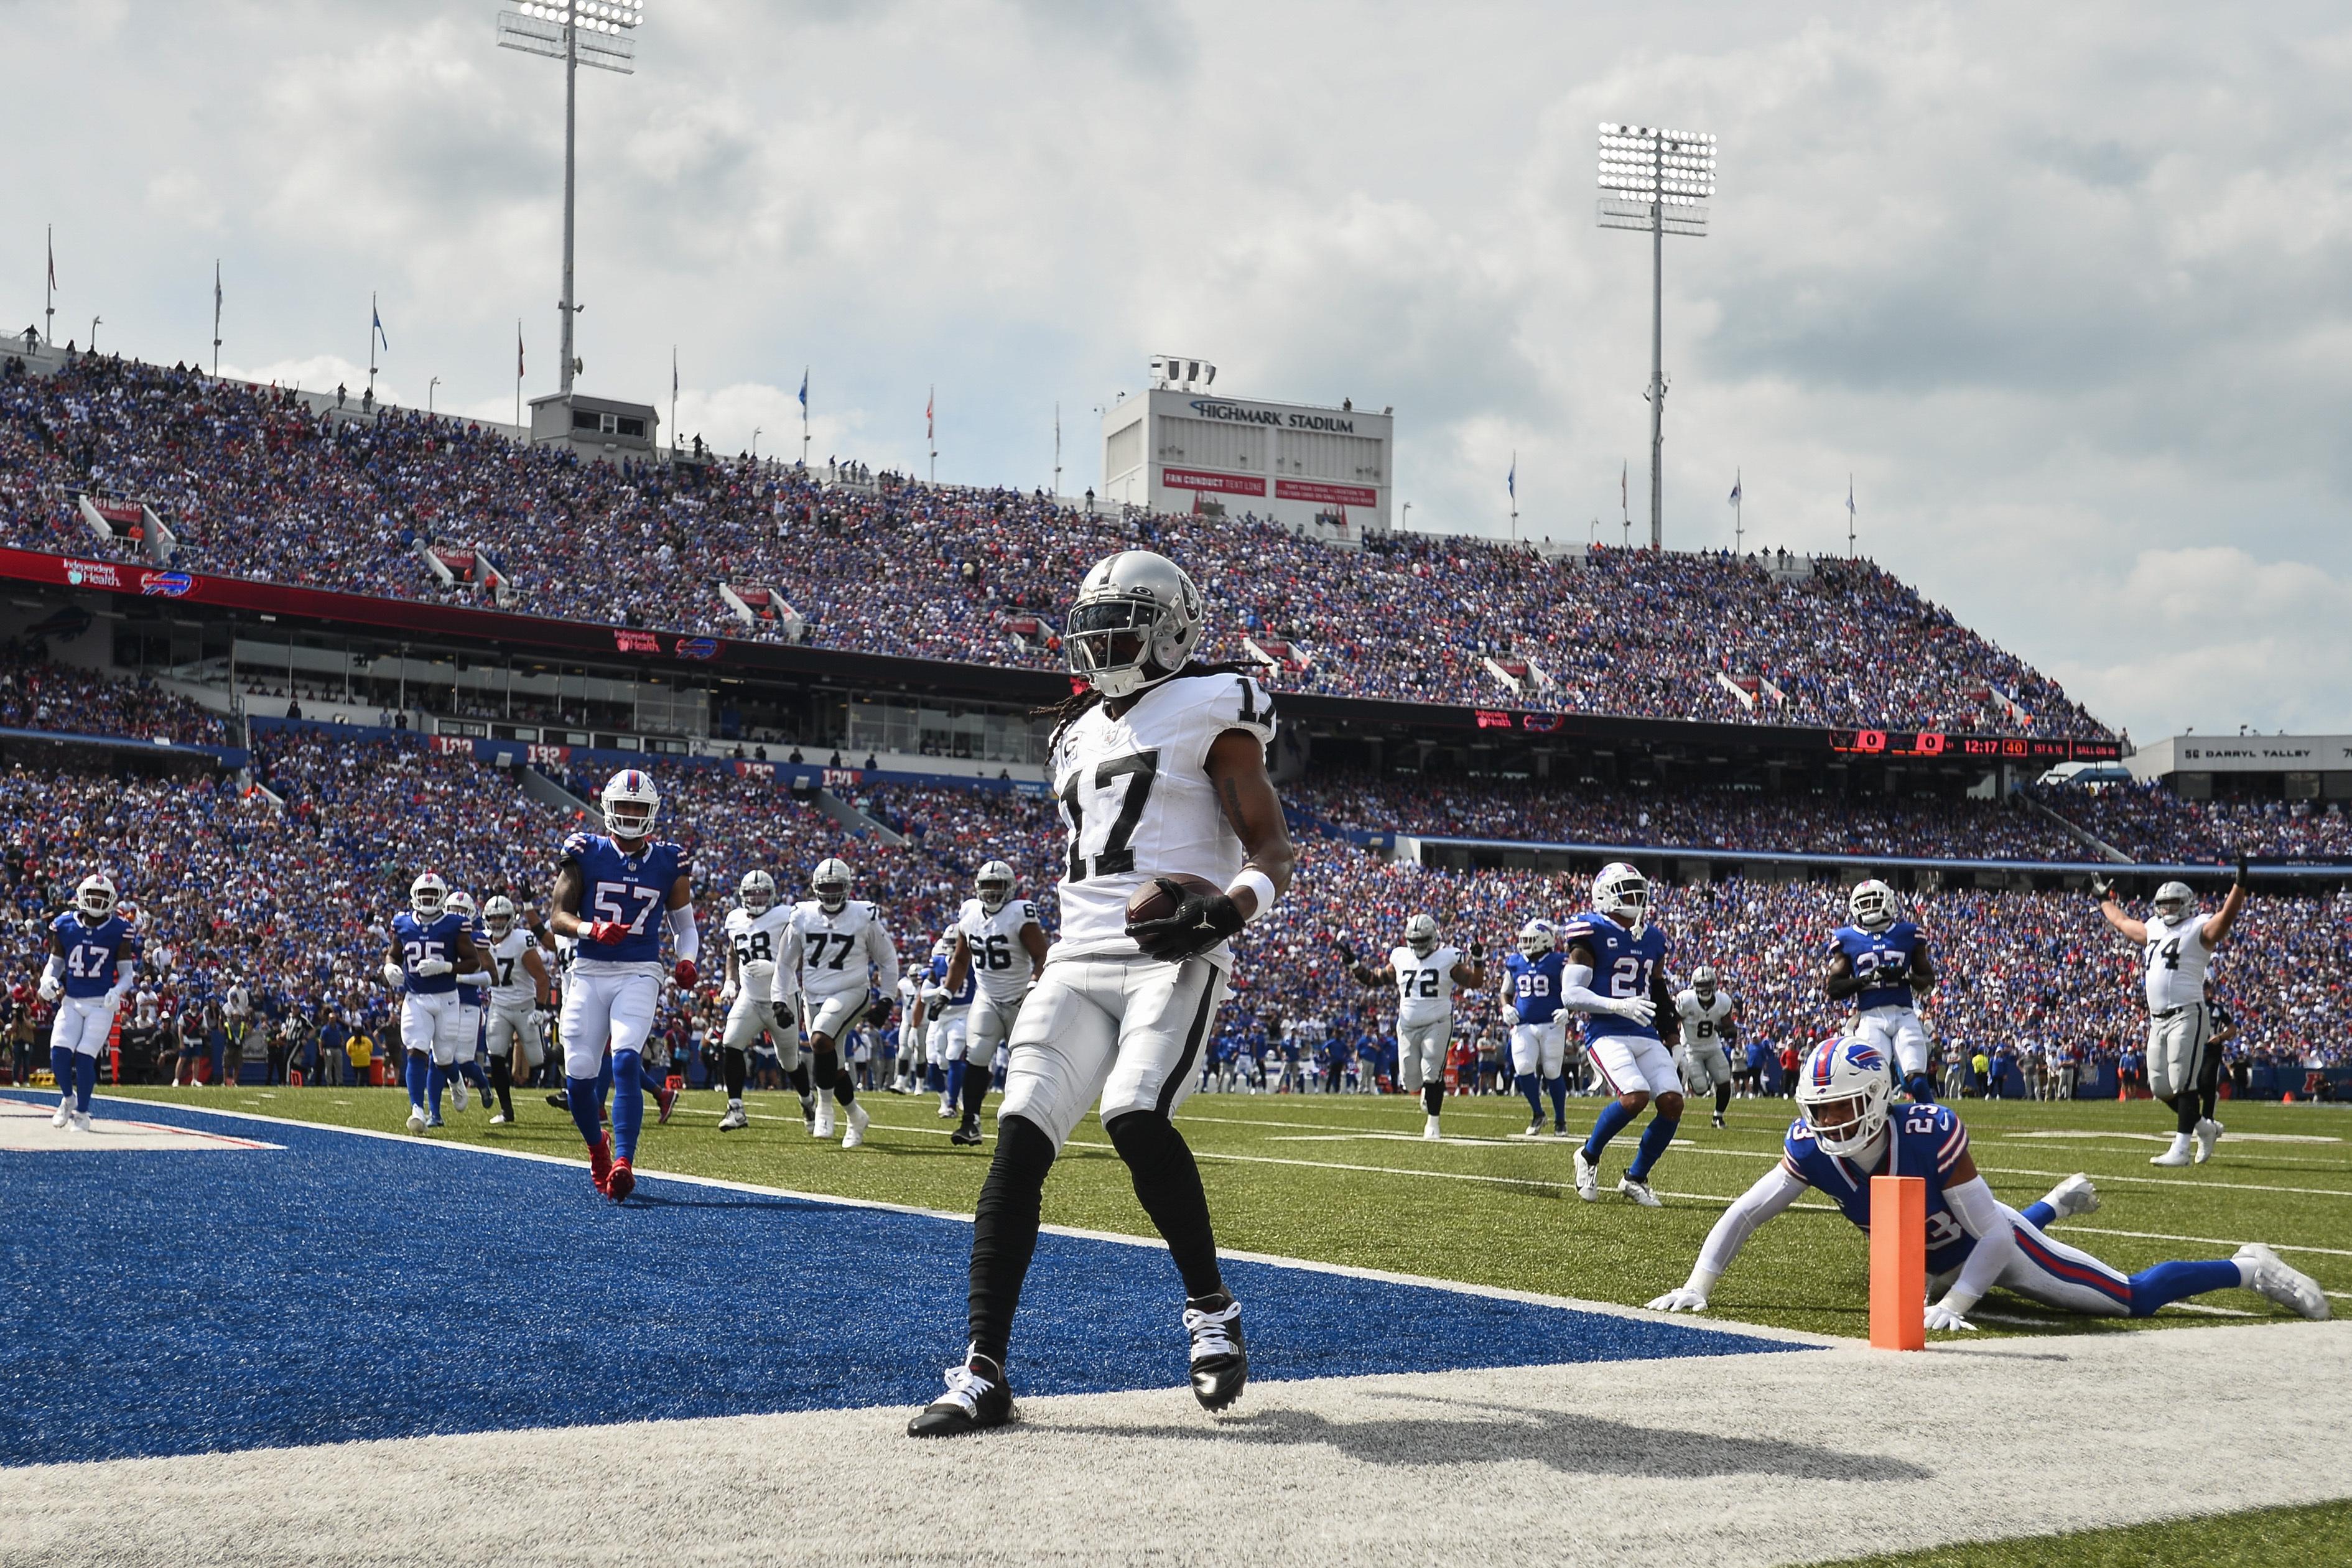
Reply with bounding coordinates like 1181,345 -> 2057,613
6,1 -> 2349,741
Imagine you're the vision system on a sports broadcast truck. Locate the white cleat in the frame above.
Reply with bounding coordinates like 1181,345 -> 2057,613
1516,1118 -> 1546,1138
72,1110 -> 93,1133
2150,1134 -> 2193,1167
451,1076 -> 469,1113
814,1098 -> 835,1140
2236,1243 -> 2330,1320
50,1100 -> 72,1130
937,1098 -> 957,1119
2042,1173 -> 2101,1221
843,1101 -> 870,1149
490,1112 -> 511,1126
2193,1118 -> 2223,1164
1711,1113 -> 1726,1130
1618,1176 -> 1663,1208
1573,1148 -> 1600,1202
717,1104 -> 750,1132
406,1108 -> 427,1135
1421,1115 -> 1443,1142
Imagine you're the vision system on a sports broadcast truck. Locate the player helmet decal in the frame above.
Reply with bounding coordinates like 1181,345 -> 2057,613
812,858 -> 853,912
1592,862 -> 1650,926
2152,881 -> 2196,925
1796,1036 -> 1894,1159
1516,918 -> 1556,957
600,768 -> 660,841
975,860 -> 1016,913
1849,878 -> 1900,933
1692,963 -> 1718,1001
1405,912 -> 1439,957
74,873 -> 118,922
444,890 -> 477,923
483,894 -> 518,939
1065,549 -> 1205,698
740,869 -> 776,915
410,871 -> 450,921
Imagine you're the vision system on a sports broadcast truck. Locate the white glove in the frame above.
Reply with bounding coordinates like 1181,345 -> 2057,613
718,977 -> 738,1005
1609,995 -> 1657,1026
1923,1300 -> 1978,1333
382,960 -> 406,988
38,975 -> 63,1003
1646,1285 -> 1709,1312
413,958 -> 453,978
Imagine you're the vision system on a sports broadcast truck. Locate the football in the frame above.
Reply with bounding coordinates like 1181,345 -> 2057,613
1124,873 -> 1225,930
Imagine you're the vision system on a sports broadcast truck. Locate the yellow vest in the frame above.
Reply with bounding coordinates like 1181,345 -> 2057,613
347,1034 -> 374,1068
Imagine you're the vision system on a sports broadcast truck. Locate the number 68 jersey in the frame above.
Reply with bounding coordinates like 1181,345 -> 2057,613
1048,669 -> 1276,964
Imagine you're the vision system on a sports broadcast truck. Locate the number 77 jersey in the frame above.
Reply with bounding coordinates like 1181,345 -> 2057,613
1047,669 -> 1276,964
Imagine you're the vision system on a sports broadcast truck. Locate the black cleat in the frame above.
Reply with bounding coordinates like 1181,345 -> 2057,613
546,1091 -> 570,1111
950,1114 -> 984,1147
1184,1291 -> 1248,1412
907,1352 -> 1013,1437
799,1093 -> 818,1136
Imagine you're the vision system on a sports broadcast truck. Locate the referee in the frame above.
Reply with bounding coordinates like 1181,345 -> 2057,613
2093,854 -> 2250,1167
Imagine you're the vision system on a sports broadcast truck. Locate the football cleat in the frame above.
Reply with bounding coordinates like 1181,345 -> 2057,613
937,1098 -> 958,1119
907,1352 -> 1013,1438
1573,1148 -> 1600,1202
2193,1118 -> 2223,1164
814,1098 -> 836,1140
605,1157 -> 635,1203
800,1093 -> 819,1135
1618,1175 -> 1662,1208
842,1102 -> 870,1149
588,1134 -> 614,1194
2236,1243 -> 2329,1320
950,1115 -> 983,1147
1421,1115 -> 1442,1142
1711,1113 -> 1726,1130
72,1110 -> 93,1133
406,1107 -> 427,1135
1184,1292 -> 1248,1412
1517,1117 -> 1545,1138
656,1080 -> 679,1126
50,1100 -> 71,1130
1551,1124 -> 1573,1138
490,1111 -> 511,1126
426,1117 -> 445,1130
451,1076 -> 469,1113
718,1104 -> 750,1133
2150,1136 -> 2193,1167
2042,1174 -> 2100,1222
546,1091 -> 570,1111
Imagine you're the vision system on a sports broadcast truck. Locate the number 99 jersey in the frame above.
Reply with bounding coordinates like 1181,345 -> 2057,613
1047,670 -> 1275,964
562,831 -> 690,972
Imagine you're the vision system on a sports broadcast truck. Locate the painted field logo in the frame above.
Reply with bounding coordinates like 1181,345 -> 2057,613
674,637 -> 718,661
141,572 -> 195,598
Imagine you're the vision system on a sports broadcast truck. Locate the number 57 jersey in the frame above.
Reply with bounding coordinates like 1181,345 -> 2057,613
1048,669 -> 1275,965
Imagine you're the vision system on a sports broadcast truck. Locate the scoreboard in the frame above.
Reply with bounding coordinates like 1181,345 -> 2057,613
1828,730 -> 2123,763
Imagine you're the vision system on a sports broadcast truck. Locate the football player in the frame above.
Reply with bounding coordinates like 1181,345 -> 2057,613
717,870 -> 796,1133
780,858 -> 899,1149
481,893 -> 552,1125
1563,862 -> 1681,1207
2094,857 -> 2249,1167
1648,1036 -> 2328,1327
889,955 -> 925,1094
1340,915 -> 1487,1141
546,769 -> 695,1200
909,549 -> 1292,1437
443,890 -> 493,1114
384,872 -> 486,1135
1674,964 -> 1739,1130
1500,919 -> 1571,1138
40,873 -> 137,1131
1820,878 -> 1939,1103
941,861 -> 1049,1147
921,930 -> 977,1126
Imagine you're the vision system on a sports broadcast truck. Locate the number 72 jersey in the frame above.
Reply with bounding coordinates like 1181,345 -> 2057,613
1047,669 -> 1276,963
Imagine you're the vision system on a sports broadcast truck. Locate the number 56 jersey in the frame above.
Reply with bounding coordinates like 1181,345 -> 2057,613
1048,669 -> 1276,964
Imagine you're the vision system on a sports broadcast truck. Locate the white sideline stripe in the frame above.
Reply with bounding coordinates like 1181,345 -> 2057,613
1624,1138 -> 2352,1200
2057,1223 -> 2352,1262
2005,1130 -> 2344,1146
58,1093 -> 1833,1348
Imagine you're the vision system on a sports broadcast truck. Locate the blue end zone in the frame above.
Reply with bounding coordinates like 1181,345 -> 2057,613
0,1094 -> 1805,1465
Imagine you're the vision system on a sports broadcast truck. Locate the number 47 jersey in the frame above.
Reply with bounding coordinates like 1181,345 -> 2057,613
1048,669 -> 1275,964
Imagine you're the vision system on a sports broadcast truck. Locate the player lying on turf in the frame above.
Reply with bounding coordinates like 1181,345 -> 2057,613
1646,1036 -> 2330,1328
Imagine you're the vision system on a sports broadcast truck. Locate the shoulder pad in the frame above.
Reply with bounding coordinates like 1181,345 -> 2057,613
562,832 -> 595,861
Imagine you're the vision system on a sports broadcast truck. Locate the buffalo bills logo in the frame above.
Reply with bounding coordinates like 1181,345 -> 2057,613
674,637 -> 718,661
141,572 -> 194,598
1844,1042 -> 1885,1073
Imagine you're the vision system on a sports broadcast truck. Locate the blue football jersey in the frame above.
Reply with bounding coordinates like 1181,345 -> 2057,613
1503,950 -> 1568,1025
1826,920 -> 1928,1011
393,910 -> 470,995
1782,1099 -> 1977,1275
51,911 -> 137,1000
1558,912 -> 1666,1044
563,832 -> 690,965
929,950 -> 977,1009
456,919 -> 490,1007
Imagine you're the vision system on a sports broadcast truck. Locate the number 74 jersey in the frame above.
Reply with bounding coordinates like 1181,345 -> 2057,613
1048,669 -> 1276,963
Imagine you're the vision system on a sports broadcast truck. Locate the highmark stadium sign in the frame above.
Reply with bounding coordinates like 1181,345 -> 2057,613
1186,399 -> 1359,434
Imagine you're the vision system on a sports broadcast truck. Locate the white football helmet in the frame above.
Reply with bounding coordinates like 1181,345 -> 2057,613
74,873 -> 118,922
2152,881 -> 2196,925
975,860 -> 1016,913
1592,862 -> 1650,927
1405,913 -> 1439,957
1848,879 -> 1900,933
1692,964 -> 1719,1003
483,894 -> 518,939
410,871 -> 450,921
740,870 -> 776,915
600,768 -> 660,841
811,858 -> 853,912
1516,919 -> 1556,958
444,890 -> 478,924
1796,1036 -> 1895,1159
1065,549 -> 1206,698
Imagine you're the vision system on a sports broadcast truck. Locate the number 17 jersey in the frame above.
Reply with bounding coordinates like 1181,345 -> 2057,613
1047,669 -> 1276,963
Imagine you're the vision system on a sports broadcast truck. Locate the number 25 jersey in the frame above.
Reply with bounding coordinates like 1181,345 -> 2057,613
1048,669 -> 1276,963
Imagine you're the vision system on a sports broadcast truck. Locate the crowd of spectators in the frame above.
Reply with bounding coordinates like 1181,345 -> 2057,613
1,350 -> 2107,736
0,644 -> 234,746
2035,781 -> 2352,864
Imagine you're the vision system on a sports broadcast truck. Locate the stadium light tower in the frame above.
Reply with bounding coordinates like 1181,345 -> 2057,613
1597,123 -> 1714,551
497,0 -> 643,400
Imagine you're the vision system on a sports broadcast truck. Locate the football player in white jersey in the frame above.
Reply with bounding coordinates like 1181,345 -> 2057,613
1673,965 -> 1739,1130
1341,915 -> 1486,1140
941,861 -> 1050,1147
889,960 -> 925,1094
443,890 -> 494,1114
910,549 -> 1292,1438
2095,856 -> 2249,1167
480,894 -> 552,1125
781,858 -> 899,1149
717,870 -> 797,1133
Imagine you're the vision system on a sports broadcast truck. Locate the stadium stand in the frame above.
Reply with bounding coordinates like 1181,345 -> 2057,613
2033,779 -> 2352,864
0,644 -> 235,746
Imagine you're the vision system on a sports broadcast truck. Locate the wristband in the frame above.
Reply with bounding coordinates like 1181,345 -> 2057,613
1227,868 -> 1278,923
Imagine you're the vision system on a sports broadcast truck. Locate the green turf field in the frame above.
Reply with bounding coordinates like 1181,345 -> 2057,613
1806,1496 -> 2352,1567
101,1082 -> 2350,1340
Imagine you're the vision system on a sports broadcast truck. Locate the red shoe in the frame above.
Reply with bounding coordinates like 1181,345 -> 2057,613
656,1081 -> 679,1126
588,1134 -> 614,1194
606,1157 -> 635,1202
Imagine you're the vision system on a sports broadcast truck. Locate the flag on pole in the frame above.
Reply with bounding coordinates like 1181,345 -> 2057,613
797,368 -> 809,411
1507,454 -> 1516,501
213,262 -> 222,319
518,323 -> 526,379
47,231 -> 57,292
1846,476 -> 1856,516
926,387 -> 934,441
1728,473 -> 1741,506
1621,461 -> 1627,509
372,304 -> 389,353
671,347 -> 678,397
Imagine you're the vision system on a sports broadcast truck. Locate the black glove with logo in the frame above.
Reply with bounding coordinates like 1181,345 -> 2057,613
2233,852 -> 2251,890
1131,878 -> 1247,963
2089,875 -> 2117,901
865,996 -> 893,1028
1469,939 -> 1486,962
1332,936 -> 1358,967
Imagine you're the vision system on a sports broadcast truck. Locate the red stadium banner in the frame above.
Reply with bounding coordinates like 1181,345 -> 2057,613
1273,479 -> 1378,508
1160,466 -> 1267,497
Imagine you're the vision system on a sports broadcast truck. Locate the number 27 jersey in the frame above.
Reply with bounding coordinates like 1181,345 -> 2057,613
1048,670 -> 1276,962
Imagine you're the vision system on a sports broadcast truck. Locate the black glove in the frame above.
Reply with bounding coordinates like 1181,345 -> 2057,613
866,997 -> 893,1028
1130,877 -> 1247,963
1469,939 -> 1485,961
1332,937 -> 1358,967
2234,852 -> 2251,890
2089,875 -> 2117,901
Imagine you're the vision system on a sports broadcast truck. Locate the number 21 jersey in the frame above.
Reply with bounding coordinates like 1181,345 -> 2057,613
1049,670 -> 1276,963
